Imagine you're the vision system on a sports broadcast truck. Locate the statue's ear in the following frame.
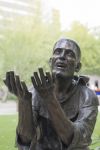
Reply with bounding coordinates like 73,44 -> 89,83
49,57 -> 52,67
75,62 -> 82,72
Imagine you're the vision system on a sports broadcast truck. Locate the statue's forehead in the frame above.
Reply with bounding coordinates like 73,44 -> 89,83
54,40 -> 77,51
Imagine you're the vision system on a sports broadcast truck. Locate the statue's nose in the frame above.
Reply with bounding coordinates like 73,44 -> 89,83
59,50 -> 66,59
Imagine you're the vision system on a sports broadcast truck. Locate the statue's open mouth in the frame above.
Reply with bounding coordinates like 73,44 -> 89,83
56,63 -> 66,69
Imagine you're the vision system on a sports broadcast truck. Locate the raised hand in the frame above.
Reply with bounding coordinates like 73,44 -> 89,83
4,71 -> 32,100
4,71 -> 35,143
31,68 -> 54,102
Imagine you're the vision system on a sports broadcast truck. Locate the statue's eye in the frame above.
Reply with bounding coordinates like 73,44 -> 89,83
54,49 -> 61,55
67,51 -> 75,58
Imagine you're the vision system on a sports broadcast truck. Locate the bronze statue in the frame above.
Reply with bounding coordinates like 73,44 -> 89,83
4,38 -> 99,150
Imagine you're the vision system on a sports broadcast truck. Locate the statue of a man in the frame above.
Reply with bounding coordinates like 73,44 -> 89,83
4,38 -> 99,150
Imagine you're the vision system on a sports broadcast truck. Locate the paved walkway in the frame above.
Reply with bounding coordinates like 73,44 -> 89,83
0,100 -> 18,115
0,100 -> 100,115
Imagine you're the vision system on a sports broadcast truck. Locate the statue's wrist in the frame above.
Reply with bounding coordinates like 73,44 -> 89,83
17,130 -> 31,146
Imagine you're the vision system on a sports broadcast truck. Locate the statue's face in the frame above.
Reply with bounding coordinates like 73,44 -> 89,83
51,46 -> 80,78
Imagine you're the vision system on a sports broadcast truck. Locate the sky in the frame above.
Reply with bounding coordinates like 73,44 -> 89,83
0,0 -> 100,30
43,0 -> 100,29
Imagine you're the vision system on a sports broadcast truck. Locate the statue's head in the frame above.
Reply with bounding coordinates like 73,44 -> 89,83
50,38 -> 82,78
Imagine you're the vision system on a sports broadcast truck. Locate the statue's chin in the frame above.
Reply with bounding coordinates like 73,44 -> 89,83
52,70 -> 74,80
52,71 -> 67,80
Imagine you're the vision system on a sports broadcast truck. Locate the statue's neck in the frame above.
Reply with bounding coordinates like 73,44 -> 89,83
54,75 -> 73,98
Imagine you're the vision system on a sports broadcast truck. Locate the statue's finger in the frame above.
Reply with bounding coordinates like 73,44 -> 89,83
21,81 -> 28,92
34,72 -> 41,87
5,72 -> 12,92
21,81 -> 32,99
15,75 -> 22,95
31,76 -> 37,89
10,71 -> 17,95
38,68 -> 46,86
46,72 -> 52,84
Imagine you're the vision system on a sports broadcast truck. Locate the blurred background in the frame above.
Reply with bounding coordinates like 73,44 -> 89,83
0,0 -> 100,149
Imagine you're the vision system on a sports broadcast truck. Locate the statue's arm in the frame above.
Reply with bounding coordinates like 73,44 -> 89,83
31,68 -> 74,146
4,71 -> 37,149
45,96 -> 74,145
69,91 -> 98,148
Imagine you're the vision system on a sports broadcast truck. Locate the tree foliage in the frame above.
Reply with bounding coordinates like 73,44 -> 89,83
0,0 -> 100,86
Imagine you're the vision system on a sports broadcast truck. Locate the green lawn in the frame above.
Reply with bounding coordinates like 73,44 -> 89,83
90,112 -> 100,149
0,113 -> 100,150
0,115 -> 17,150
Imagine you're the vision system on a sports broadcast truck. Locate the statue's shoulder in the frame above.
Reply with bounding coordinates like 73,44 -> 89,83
75,76 -> 99,107
74,75 -> 89,86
